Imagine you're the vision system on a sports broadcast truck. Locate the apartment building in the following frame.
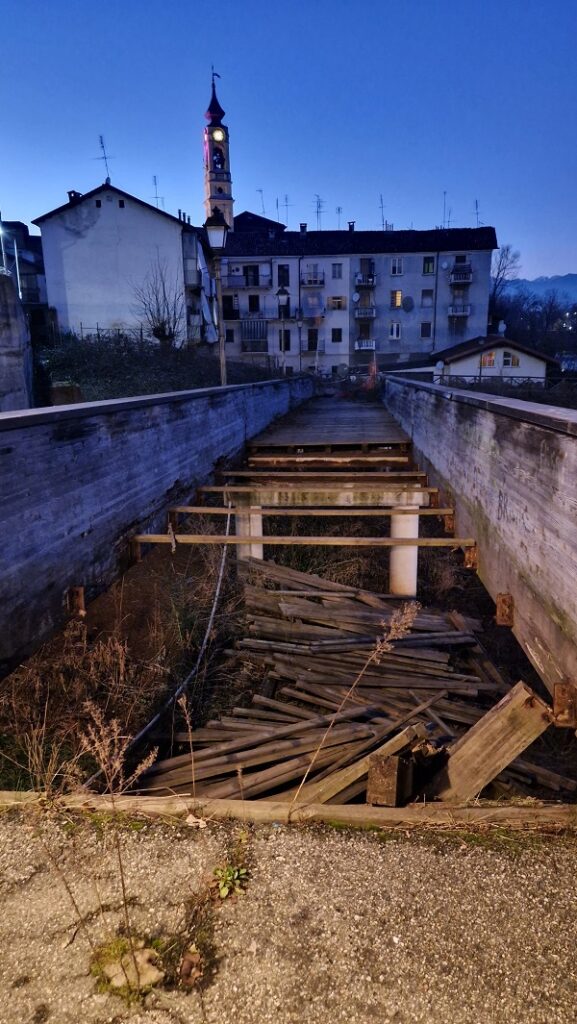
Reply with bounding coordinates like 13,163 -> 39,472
221,220 -> 497,373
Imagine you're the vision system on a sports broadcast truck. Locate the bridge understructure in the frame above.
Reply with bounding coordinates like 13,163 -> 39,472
135,399 -> 475,598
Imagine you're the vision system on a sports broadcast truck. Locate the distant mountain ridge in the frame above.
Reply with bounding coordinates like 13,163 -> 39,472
505,274 -> 577,302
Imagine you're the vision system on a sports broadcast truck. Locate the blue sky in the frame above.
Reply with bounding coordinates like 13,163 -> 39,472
2,0 -> 577,277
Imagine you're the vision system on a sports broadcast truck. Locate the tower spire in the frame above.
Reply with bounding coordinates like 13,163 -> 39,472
203,74 -> 234,229
205,69 -> 225,126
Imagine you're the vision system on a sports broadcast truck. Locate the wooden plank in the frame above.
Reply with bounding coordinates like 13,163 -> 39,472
293,723 -> 429,805
3,791 -> 575,828
200,485 -> 438,495
134,534 -> 476,548
367,754 -> 414,807
427,681 -> 553,803
171,506 -> 454,517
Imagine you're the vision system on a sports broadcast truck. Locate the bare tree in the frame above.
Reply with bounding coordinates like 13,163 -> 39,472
132,258 -> 185,351
490,244 -> 521,308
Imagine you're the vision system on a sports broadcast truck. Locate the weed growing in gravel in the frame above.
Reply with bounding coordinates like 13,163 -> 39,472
212,864 -> 248,898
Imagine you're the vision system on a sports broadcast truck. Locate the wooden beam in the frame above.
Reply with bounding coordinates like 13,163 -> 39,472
426,681 -> 553,803
291,723 -> 428,805
170,506 -> 454,518
247,455 -> 411,467
1,791 -> 576,829
199,485 -> 438,495
133,534 -> 476,548
225,470 -> 427,479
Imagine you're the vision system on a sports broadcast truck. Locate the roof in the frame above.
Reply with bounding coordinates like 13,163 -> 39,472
224,224 -> 497,258
33,183 -> 192,228
434,335 -> 558,365
234,211 -> 286,235
205,82 -> 225,126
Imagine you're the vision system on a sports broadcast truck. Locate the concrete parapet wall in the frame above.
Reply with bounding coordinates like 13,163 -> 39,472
0,376 -> 314,673
384,376 -> 577,693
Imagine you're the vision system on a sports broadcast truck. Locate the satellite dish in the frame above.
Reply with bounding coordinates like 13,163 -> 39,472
402,296 -> 414,312
352,292 -> 360,303
441,260 -> 449,270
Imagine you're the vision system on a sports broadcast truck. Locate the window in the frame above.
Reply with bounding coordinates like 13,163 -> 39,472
423,256 -> 435,275
225,329 -> 235,344
248,294 -> 260,313
389,323 -> 401,340
118,200 -> 125,208
331,328 -> 343,343
358,321 -> 371,340
332,263 -> 343,279
420,322 -> 432,339
279,329 -> 291,352
503,350 -> 520,367
391,257 -> 403,276
95,199 -> 102,208
454,253 -> 468,264
421,289 -> 434,308
307,328 -> 318,351
390,290 -> 402,309
481,351 -> 496,368
222,294 -> 239,319
327,296 -> 346,310
243,265 -> 259,286
278,264 -> 290,287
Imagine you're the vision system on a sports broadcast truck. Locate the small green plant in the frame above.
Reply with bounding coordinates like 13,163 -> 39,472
212,864 -> 248,899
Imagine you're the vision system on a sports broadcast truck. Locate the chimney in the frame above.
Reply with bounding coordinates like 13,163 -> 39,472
187,215 -> 191,225
178,209 -> 182,220
300,222 -> 307,235
348,220 -> 355,232
67,190 -> 82,203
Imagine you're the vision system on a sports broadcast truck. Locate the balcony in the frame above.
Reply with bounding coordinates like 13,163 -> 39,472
355,272 -> 376,287
240,319 -> 268,345
223,273 -> 272,289
448,304 -> 471,317
301,339 -> 326,354
354,306 -> 377,319
354,339 -> 376,351
301,271 -> 325,286
450,265 -> 473,285
241,340 -> 269,353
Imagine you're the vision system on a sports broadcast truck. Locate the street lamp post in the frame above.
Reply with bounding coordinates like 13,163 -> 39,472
203,207 -> 229,387
276,285 -> 289,374
296,312 -> 304,374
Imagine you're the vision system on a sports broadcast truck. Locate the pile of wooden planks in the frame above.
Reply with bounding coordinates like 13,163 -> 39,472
140,560 -> 574,804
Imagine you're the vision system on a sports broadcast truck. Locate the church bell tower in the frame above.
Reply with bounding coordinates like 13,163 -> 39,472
203,75 -> 234,229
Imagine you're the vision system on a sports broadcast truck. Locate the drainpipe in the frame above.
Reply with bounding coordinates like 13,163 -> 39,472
432,251 -> 440,351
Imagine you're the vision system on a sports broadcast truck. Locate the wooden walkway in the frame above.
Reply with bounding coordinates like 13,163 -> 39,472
249,398 -> 409,450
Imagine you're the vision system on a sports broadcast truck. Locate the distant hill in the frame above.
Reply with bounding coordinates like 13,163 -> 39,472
505,274 -> 577,303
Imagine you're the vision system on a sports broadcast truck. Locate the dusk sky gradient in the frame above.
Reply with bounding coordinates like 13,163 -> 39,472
2,0 -> 577,278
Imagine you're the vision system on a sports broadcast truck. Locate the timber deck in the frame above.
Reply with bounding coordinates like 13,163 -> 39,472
248,397 -> 410,450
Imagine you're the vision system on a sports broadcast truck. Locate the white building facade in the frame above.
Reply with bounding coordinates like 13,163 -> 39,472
34,184 -> 215,343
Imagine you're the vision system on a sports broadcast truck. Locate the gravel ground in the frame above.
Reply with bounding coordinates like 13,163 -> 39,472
0,811 -> 576,1024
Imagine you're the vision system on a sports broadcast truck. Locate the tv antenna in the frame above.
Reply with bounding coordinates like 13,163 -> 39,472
256,188 -> 266,216
336,205 -> 343,229
442,190 -> 447,229
98,134 -> 113,183
474,198 -> 483,227
283,193 -> 293,227
446,207 -> 453,229
151,175 -> 165,210
379,193 -> 386,231
314,194 -> 324,230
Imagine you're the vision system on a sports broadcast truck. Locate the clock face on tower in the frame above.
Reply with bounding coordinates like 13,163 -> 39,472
212,128 -> 225,142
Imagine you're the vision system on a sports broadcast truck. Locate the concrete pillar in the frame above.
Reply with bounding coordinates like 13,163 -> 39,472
235,495 -> 264,561
389,503 -> 420,597
0,274 -> 32,412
